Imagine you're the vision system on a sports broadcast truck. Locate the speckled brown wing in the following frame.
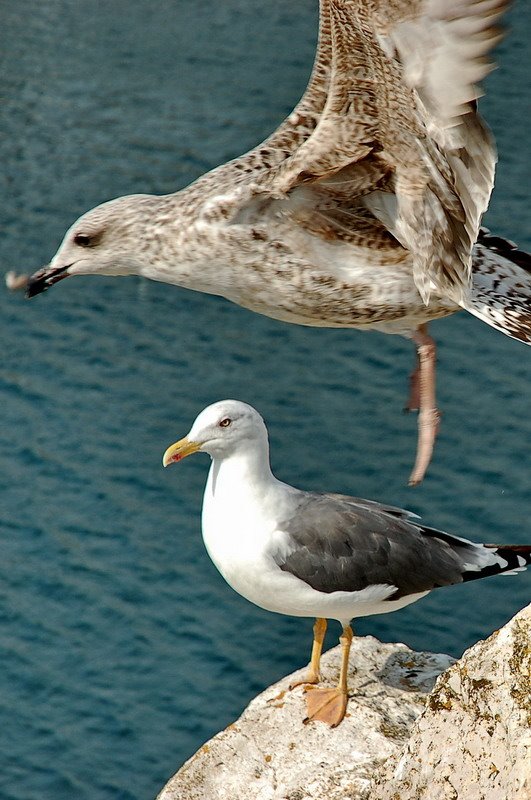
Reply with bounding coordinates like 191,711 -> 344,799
368,0 -> 507,303
265,1 -> 385,191
249,0 -> 507,304
373,0 -> 508,128
189,0 -> 508,307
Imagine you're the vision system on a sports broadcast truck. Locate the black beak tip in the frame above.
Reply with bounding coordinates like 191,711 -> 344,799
26,271 -> 50,298
25,266 -> 70,298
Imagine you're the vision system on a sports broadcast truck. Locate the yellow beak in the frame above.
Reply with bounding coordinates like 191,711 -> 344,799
162,436 -> 201,467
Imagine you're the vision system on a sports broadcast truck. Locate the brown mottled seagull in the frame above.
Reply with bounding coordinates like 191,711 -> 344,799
162,400 -> 531,727
27,0 -> 531,484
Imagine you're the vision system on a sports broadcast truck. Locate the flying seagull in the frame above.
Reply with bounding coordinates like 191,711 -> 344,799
162,399 -> 531,727
27,0 -> 530,484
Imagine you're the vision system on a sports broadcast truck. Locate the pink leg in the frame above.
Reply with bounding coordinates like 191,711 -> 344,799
405,351 -> 421,412
408,325 -> 441,486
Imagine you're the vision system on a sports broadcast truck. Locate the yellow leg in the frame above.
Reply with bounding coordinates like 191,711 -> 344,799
338,624 -> 353,695
304,624 -> 353,727
290,618 -> 327,689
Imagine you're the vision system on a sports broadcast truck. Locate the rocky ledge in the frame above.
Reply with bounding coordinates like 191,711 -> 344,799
157,604 -> 530,800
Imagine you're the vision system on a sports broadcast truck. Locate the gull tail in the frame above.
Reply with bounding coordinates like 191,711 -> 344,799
461,544 -> 531,582
420,527 -> 531,582
460,228 -> 531,345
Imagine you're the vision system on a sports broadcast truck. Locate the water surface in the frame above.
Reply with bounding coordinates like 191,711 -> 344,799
0,2 -> 529,799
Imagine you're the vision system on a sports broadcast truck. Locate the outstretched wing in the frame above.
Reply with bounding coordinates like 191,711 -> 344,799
215,0 -> 507,303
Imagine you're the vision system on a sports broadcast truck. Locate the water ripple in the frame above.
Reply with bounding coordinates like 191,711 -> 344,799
0,2 -> 529,800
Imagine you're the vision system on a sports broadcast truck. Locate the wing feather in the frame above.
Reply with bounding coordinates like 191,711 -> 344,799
272,492 -> 524,597
204,0 -> 506,304
273,494 -> 469,597
248,1 -> 503,303
376,0 -> 509,128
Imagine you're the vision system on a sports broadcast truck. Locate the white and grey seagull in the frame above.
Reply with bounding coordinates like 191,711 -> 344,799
27,0 -> 531,484
162,399 -> 531,727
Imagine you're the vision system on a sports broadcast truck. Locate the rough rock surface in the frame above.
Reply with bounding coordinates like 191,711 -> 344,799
373,603 -> 531,800
156,635 -> 453,800
157,606 -> 530,800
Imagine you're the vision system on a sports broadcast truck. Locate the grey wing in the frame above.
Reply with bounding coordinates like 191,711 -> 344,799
325,493 -> 420,521
272,493 -> 475,598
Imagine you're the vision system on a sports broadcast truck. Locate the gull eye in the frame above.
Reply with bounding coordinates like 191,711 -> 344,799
219,418 -> 231,428
74,233 -> 93,247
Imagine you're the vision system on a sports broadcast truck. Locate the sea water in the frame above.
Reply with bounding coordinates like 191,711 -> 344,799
0,2 -> 529,798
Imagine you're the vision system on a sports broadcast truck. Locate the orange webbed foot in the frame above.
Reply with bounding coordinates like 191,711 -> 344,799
303,686 -> 348,727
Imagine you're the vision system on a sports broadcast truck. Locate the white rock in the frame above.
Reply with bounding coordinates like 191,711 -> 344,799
373,603 -> 531,800
156,606 -> 530,800
156,635 -> 453,800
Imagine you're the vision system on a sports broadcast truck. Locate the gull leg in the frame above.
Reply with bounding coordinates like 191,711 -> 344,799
405,350 -> 421,412
304,624 -> 353,727
289,618 -> 327,689
408,325 -> 440,486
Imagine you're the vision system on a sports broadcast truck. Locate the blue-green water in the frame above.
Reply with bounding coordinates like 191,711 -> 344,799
0,2 -> 529,799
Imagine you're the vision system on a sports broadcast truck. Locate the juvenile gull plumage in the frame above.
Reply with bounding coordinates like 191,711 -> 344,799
27,0 -> 531,484
162,400 -> 531,727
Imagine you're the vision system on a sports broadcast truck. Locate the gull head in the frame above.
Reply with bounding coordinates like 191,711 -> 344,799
26,194 -> 161,297
163,400 -> 268,464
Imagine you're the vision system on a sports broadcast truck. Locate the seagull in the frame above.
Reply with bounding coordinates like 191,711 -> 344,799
26,0 -> 530,484
162,399 -> 531,727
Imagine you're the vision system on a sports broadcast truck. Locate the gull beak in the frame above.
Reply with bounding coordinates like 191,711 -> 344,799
26,264 -> 71,298
163,437 -> 201,467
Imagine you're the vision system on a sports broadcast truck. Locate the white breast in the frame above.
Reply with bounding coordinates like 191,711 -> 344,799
199,457 -> 431,626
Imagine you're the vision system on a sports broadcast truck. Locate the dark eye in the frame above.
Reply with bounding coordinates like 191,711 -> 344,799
74,233 -> 92,247
219,418 -> 231,428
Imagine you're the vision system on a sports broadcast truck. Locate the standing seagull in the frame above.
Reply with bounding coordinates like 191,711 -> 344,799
27,1 -> 531,484
162,400 -> 531,727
